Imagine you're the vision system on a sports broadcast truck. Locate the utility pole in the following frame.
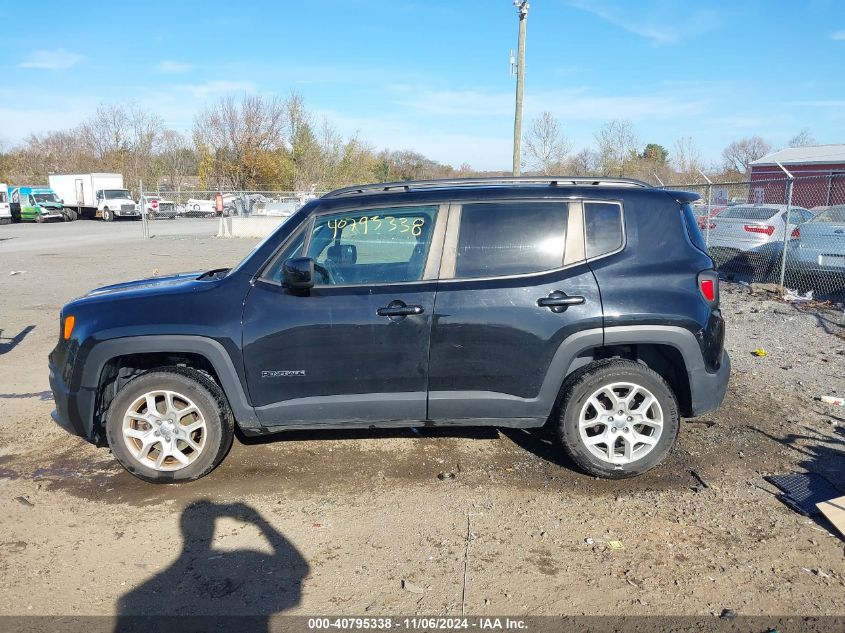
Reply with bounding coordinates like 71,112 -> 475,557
512,0 -> 529,176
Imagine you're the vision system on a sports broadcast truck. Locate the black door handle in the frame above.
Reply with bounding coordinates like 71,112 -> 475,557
377,300 -> 425,320
537,291 -> 585,313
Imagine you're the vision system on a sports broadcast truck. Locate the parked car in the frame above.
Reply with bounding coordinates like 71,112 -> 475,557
252,196 -> 302,218
182,198 -> 217,217
140,195 -> 177,220
786,205 -> 845,279
706,204 -> 812,274
48,177 -> 730,483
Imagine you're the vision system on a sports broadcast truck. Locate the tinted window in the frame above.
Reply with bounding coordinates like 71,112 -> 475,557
681,203 -> 708,253
306,205 -> 438,285
454,202 -> 568,278
719,206 -> 777,220
585,202 -> 623,259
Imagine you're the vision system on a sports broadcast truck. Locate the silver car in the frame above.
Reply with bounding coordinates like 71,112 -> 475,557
708,204 -> 811,250
788,205 -> 845,275
706,204 -> 813,276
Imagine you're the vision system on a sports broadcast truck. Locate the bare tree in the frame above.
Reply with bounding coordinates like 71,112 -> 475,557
157,130 -> 196,192
595,119 -> 639,177
788,128 -> 816,148
565,148 -> 599,176
721,136 -> 772,174
522,111 -> 570,175
193,94 -> 287,189
672,136 -> 703,182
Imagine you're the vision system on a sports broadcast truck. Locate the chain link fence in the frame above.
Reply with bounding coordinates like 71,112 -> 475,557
138,188 -> 323,238
666,173 -> 845,302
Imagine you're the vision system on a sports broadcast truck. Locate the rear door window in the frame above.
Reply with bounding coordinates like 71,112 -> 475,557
453,202 -> 569,278
584,202 -> 624,259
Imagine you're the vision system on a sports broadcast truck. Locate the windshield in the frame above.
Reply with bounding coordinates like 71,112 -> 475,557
811,206 -> 845,224
103,189 -> 131,199
33,193 -> 60,203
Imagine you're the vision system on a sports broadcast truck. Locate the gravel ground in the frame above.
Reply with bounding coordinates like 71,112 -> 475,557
0,227 -> 844,618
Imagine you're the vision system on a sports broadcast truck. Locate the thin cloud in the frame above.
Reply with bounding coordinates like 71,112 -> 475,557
568,1 -> 721,46
832,30 -> 845,40
391,84 -> 709,121
175,80 -> 256,98
20,49 -> 83,70
156,60 -> 194,73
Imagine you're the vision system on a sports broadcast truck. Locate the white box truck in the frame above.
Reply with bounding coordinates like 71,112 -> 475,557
48,173 -> 139,221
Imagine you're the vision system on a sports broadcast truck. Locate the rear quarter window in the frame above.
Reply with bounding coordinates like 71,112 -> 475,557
682,203 -> 708,253
584,202 -> 623,259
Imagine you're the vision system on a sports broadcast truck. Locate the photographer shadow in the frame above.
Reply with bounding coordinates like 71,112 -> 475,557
114,499 -> 308,633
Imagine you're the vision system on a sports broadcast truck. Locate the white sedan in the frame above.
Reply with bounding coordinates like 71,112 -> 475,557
181,198 -> 217,217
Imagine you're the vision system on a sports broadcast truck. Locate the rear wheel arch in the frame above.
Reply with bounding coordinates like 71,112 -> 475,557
560,343 -> 691,417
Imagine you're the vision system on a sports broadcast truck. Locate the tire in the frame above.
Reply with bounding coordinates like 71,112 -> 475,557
103,208 -> 113,222
556,359 -> 679,479
35,213 -> 44,224
105,367 -> 234,483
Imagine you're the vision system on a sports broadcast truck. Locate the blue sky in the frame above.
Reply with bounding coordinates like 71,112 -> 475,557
1,0 -> 844,170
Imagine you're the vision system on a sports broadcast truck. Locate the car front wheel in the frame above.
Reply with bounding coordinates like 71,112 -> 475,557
105,368 -> 234,483
557,359 -> 679,479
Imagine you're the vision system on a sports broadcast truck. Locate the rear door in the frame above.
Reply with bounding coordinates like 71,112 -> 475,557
427,199 -> 603,425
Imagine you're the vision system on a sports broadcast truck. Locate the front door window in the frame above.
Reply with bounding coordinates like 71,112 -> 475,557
305,206 -> 439,285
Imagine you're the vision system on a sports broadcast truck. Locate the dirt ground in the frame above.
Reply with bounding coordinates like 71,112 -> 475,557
1,222 -> 844,618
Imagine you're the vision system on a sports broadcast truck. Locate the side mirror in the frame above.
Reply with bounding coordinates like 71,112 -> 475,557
283,257 -> 315,290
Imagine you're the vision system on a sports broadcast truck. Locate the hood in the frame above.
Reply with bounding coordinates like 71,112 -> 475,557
86,271 -> 208,297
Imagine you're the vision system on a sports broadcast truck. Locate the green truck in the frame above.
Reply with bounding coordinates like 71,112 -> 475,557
8,186 -> 65,222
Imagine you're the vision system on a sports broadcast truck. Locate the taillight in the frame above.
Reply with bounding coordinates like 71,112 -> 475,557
743,224 -> 775,236
698,272 -> 718,304
791,227 -> 800,239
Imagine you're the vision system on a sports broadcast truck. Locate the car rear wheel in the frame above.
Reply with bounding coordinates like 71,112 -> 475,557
105,368 -> 234,483
557,359 -> 679,479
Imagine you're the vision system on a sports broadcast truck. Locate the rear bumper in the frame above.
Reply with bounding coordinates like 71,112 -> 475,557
688,351 -> 731,417
49,363 -> 97,442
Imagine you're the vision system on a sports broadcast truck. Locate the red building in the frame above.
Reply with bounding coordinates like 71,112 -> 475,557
749,145 -> 845,208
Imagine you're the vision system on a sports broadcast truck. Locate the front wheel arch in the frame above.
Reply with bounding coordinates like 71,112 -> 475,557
84,337 -> 261,444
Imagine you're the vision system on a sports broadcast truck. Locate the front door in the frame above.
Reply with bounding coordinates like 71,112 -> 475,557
242,203 -> 446,427
427,199 -> 603,425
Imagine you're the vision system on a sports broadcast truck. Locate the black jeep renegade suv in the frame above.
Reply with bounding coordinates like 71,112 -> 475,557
49,177 -> 729,483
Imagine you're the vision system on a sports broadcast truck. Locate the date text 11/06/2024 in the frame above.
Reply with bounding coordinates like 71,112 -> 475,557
307,617 -> 528,630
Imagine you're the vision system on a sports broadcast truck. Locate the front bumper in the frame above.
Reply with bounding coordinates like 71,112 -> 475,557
49,363 -> 97,442
688,351 -> 731,417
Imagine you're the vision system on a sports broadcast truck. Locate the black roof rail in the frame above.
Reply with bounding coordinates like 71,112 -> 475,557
322,176 -> 652,199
